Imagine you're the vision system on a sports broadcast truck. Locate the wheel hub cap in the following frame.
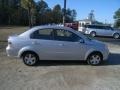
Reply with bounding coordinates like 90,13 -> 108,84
115,34 -> 119,38
24,54 -> 36,65
90,55 -> 100,65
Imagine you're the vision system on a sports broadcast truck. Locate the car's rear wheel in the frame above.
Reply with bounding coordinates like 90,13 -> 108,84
22,52 -> 39,66
113,33 -> 120,39
87,53 -> 103,66
90,31 -> 96,37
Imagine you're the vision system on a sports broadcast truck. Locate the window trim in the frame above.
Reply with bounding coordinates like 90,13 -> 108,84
30,28 -> 83,42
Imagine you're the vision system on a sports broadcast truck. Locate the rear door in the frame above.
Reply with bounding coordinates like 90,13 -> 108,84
30,28 -> 61,60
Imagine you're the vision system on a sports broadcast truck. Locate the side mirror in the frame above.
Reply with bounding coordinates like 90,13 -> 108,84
79,39 -> 84,43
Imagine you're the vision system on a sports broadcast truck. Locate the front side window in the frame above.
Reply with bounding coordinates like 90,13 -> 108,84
105,26 -> 113,30
54,29 -> 81,42
86,25 -> 96,29
86,25 -> 104,29
30,29 -> 54,40
95,26 -> 104,29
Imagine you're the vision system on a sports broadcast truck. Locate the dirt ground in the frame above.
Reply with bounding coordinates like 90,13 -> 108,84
0,27 -> 120,90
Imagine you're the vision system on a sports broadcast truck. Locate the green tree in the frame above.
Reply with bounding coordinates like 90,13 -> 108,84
36,0 -> 48,14
0,0 -> 11,25
114,8 -> 120,28
64,8 -> 77,23
21,0 -> 35,27
0,0 -> 77,26
0,0 -> 22,25
52,4 -> 62,24
36,0 -> 50,25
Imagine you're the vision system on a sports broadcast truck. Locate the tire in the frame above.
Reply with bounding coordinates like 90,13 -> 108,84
22,52 -> 39,66
87,53 -> 103,66
113,33 -> 120,39
90,31 -> 96,37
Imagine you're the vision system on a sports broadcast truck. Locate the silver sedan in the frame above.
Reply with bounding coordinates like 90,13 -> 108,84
6,26 -> 109,66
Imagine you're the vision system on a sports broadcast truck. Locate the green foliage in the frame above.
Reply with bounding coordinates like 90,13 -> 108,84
0,0 -> 77,26
65,8 -> 77,22
21,0 -> 35,9
114,8 -> 120,28
52,4 -> 63,23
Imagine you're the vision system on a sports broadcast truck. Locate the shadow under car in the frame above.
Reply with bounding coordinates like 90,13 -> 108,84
33,53 -> 120,66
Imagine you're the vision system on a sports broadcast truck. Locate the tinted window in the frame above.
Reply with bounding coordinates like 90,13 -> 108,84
105,26 -> 113,30
30,29 -> 54,40
54,29 -> 81,42
85,25 -> 107,29
85,25 -> 96,28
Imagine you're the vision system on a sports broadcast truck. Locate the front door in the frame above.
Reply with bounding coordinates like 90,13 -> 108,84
53,29 -> 86,60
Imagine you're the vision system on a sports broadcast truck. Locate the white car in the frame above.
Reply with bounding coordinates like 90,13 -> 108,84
82,25 -> 120,39
6,26 -> 109,66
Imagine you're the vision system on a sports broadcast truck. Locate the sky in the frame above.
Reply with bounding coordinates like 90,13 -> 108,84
35,0 -> 120,24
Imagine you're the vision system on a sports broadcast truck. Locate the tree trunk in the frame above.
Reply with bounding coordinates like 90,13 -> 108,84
8,15 -> 11,25
28,7 -> 32,28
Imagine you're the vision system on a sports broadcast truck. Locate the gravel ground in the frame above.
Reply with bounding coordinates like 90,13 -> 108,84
0,42 -> 120,90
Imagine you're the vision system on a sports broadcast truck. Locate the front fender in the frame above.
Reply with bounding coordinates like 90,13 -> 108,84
84,49 -> 103,60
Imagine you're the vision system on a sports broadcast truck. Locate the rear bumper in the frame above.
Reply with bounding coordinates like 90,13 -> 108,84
6,46 -> 18,57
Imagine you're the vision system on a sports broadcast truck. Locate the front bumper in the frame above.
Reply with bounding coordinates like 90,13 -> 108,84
103,47 -> 110,60
84,30 -> 91,35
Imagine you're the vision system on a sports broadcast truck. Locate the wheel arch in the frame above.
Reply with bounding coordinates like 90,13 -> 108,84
90,31 -> 97,36
20,51 -> 39,58
112,32 -> 120,36
85,51 -> 103,60
18,46 -> 40,60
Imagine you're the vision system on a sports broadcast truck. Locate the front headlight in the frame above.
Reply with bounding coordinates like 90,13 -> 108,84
85,30 -> 89,34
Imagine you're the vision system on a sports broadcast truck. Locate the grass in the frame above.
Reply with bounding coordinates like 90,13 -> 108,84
0,26 -> 29,42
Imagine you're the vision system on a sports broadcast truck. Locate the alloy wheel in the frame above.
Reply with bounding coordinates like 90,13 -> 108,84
87,53 -> 102,65
23,53 -> 38,66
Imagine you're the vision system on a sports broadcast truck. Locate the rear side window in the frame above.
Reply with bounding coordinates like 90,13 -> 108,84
30,29 -> 54,40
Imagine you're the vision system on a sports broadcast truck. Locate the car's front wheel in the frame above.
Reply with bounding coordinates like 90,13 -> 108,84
113,33 -> 120,39
22,52 -> 39,66
87,53 -> 103,65
90,31 -> 96,37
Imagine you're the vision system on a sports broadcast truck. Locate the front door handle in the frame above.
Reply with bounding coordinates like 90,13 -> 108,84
32,41 -> 40,45
58,44 -> 64,46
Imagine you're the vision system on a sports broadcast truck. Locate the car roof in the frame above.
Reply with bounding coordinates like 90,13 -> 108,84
19,25 -> 88,40
30,25 -> 73,31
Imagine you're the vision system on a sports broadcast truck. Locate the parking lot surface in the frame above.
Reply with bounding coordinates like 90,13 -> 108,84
0,37 -> 120,90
